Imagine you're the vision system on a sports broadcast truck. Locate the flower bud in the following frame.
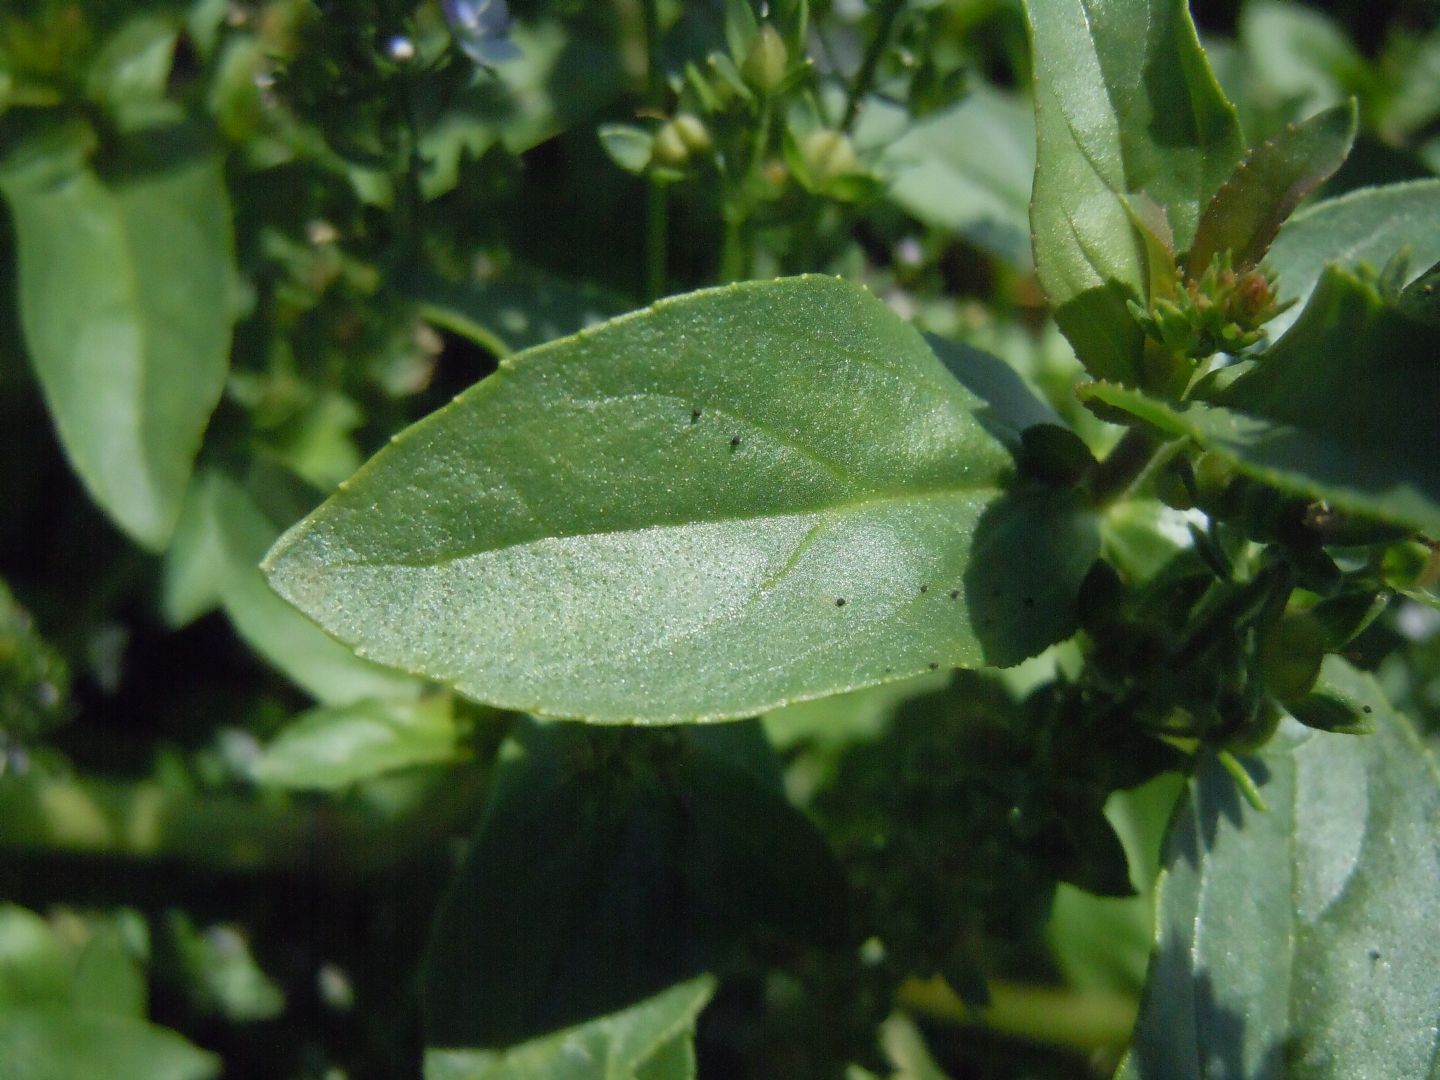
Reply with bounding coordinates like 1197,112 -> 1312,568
670,113 -> 712,156
742,24 -> 788,93
800,129 -> 859,183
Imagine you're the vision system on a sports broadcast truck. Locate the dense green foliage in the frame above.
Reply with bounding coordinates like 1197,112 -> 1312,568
2,0 -> 1439,1077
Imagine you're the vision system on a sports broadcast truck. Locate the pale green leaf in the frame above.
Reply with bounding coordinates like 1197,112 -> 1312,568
423,976 -> 714,1080
1264,178 -> 1440,337
0,124 -> 235,550
0,1007 -> 218,1080
250,696 -> 462,791
0,906 -> 71,1009
1026,0 -> 1244,383
875,86 -> 1035,267
1120,659 -> 1440,1079
265,277 -> 1097,723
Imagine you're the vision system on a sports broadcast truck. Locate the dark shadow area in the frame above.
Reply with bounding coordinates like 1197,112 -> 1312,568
925,332 -> 1061,454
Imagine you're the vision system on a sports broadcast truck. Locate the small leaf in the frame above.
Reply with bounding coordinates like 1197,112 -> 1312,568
598,124 -> 655,176
423,976 -> 714,1080
266,277 -> 1096,724
1120,659 -> 1440,1079
0,1007 -> 219,1080
1025,0 -> 1244,384
0,122 -> 235,550
1187,100 -> 1357,279
0,905 -> 72,1008
250,696 -> 463,791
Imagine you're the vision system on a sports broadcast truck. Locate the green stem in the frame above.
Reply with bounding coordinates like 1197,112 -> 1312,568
0,764 -> 491,876
841,0 -> 905,132
1086,427 -> 1161,508
899,976 -> 1138,1055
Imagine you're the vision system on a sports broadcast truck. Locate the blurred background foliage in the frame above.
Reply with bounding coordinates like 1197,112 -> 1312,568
0,0 -> 1437,1077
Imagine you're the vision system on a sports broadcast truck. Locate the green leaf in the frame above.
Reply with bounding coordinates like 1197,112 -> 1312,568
164,912 -> 283,1023
1119,659 -> 1440,1078
1025,0 -> 1244,384
71,925 -> 147,1020
421,720 -> 846,1048
0,123 -> 235,550
873,85 -> 1035,267
1187,100 -> 1356,277
265,277 -> 1097,724
180,472 -> 422,704
250,696 -> 463,791
1081,265 -> 1440,535
423,976 -> 714,1080
1264,178 -> 1440,337
598,124 -> 654,176
0,906 -> 72,1009
0,1007 -> 219,1080
1239,2 -> 1365,127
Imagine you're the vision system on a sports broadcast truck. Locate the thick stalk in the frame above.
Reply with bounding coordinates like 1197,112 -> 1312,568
1086,427 -> 1161,508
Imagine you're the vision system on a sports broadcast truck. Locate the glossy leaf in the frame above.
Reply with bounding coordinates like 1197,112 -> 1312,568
423,976 -> 714,1080
265,277 -> 1097,723
1119,659 -> 1440,1078
1264,178 -> 1440,337
873,86 -> 1035,267
250,696 -> 463,791
0,1008 -> 219,1080
1187,100 -> 1356,277
421,721 -> 846,1048
0,123 -> 235,550
1025,0 -> 1244,384
171,472 -> 422,704
1082,265 -> 1440,535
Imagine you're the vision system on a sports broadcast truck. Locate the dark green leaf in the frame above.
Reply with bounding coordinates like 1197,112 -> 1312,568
1026,0 -> 1244,383
0,1007 -> 219,1080
1187,100 -> 1356,277
1081,266 -> 1440,535
265,277 -> 1096,723
423,976 -> 713,1080
0,906 -> 71,1009
0,123 -> 235,550
421,720 -> 846,1048
1120,659 -> 1440,1079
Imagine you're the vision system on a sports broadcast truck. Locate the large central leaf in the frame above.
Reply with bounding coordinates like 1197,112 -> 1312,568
265,277 -> 1095,723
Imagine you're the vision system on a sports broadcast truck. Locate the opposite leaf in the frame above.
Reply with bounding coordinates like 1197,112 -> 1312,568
1120,659 -> 1440,1079
0,123 -> 235,551
1026,0 -> 1244,384
265,276 -> 1096,724
1187,100 -> 1356,279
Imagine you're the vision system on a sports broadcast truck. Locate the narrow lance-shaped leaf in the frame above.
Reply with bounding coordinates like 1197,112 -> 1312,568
1186,99 -> 1356,278
265,277 -> 1097,724
1025,0 -> 1244,384
0,122 -> 235,550
1119,658 -> 1440,1079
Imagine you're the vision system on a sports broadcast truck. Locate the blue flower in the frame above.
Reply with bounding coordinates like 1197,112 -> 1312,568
442,0 -> 522,65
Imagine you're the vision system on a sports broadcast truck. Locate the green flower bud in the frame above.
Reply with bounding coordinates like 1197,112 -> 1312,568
742,24 -> 788,94
670,113 -> 712,156
650,121 -> 691,168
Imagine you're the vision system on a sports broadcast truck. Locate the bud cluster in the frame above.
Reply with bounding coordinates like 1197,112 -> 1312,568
1131,253 -> 1292,359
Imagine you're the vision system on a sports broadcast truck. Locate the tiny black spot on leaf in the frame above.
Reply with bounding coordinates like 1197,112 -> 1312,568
691,408 -> 703,422
1362,705 -> 1373,714
928,661 -> 939,670
835,598 -> 846,607
730,435 -> 741,447
919,584 -> 929,594
948,589 -> 959,600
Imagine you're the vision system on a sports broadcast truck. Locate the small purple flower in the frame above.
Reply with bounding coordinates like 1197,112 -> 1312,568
442,0 -> 521,66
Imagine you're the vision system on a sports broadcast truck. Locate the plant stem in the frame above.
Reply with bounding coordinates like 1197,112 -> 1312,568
841,0 -> 905,132
898,975 -> 1138,1055
1086,427 -> 1161,508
